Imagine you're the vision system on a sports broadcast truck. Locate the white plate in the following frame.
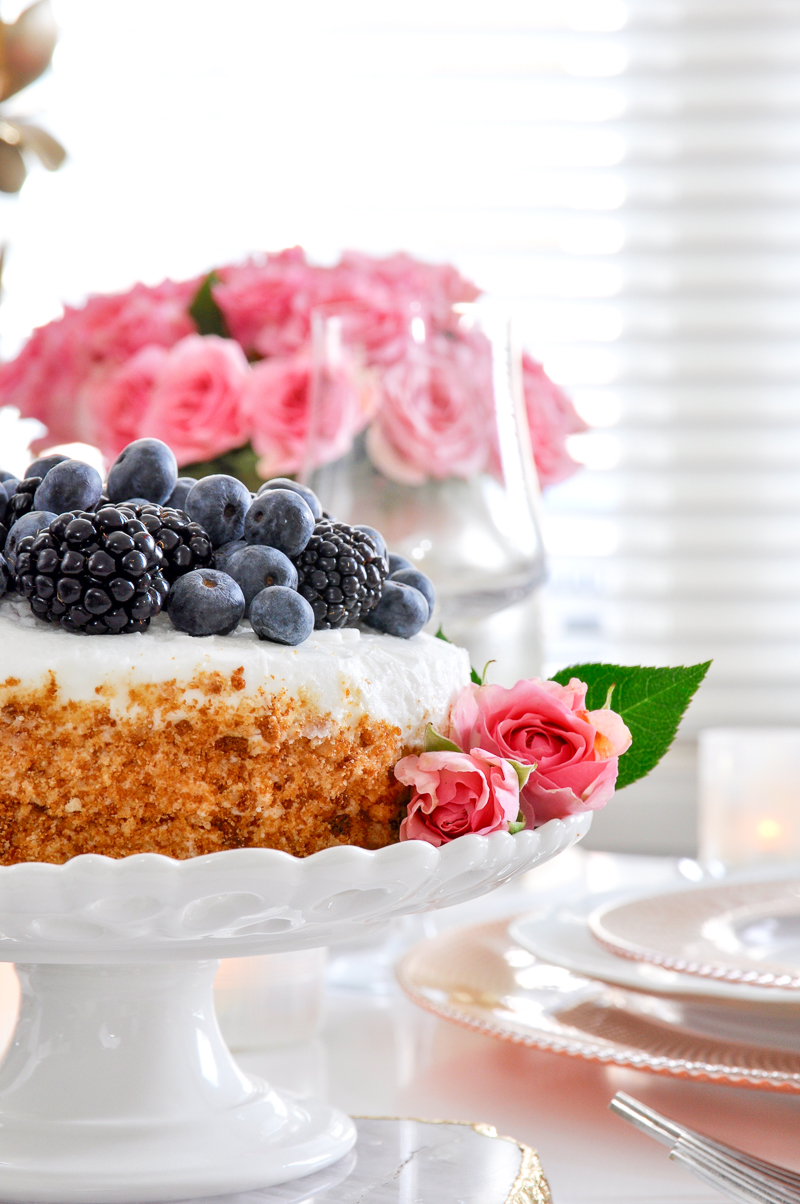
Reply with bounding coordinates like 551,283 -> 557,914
510,895 -> 800,1005
589,876 -> 800,989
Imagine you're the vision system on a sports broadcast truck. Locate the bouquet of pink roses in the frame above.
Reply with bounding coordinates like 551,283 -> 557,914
0,249 -> 586,489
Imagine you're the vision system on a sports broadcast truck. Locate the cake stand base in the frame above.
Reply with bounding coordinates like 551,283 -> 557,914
0,960 -> 355,1204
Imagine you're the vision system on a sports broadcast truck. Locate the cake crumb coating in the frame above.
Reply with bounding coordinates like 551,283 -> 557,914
0,666 -> 414,864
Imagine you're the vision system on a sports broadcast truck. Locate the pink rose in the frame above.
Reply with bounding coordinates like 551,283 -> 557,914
138,334 -> 249,465
0,278 -> 198,450
242,352 -> 378,478
449,678 -> 632,827
215,251 -> 416,365
522,353 -> 586,489
365,330 -> 493,485
338,251 -> 480,329
396,747 -> 521,846
214,249 -> 319,358
76,345 -> 169,462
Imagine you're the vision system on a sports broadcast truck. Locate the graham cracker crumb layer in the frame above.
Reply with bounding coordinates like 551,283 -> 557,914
0,667 -> 413,865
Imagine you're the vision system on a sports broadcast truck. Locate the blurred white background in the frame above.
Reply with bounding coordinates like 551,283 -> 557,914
3,0 -> 800,854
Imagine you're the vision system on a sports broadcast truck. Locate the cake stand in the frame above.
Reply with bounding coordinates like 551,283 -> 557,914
0,813 -> 590,1203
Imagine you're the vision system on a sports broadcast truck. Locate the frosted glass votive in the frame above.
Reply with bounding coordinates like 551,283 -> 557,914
698,727 -> 800,871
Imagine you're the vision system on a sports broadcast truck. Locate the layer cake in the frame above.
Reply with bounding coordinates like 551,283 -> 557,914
0,598 -> 470,864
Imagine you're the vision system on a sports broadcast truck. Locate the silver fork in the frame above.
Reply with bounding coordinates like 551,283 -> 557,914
609,1091 -> 800,1204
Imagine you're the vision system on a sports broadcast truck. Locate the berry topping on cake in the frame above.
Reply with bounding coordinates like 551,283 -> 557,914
167,567 -> 245,636
250,585 -> 315,645
8,476 -> 41,521
185,474 -> 251,547
166,477 -> 198,511
388,566 -> 435,620
106,438 -> 178,506
256,477 -> 323,520
292,519 -> 388,629
5,511 -> 58,571
15,507 -> 168,635
1,439 -> 431,642
226,544 -> 298,615
387,552 -> 413,576
124,503 -> 213,584
244,489 -> 315,557
25,454 -> 69,480
213,538 -> 247,573
33,460 -> 103,515
365,579 -> 429,639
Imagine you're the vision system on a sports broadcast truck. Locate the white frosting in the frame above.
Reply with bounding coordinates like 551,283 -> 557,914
0,598 -> 471,736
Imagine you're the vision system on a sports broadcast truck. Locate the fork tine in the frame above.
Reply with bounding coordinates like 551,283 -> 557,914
612,1093 -> 800,1189
672,1138 -> 800,1204
670,1146 -> 780,1204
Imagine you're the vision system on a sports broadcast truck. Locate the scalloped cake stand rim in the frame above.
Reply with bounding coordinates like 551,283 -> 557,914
0,814 -> 592,963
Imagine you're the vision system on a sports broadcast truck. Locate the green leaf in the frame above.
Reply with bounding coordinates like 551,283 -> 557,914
188,271 -> 230,339
435,626 -> 452,644
470,665 -> 483,685
508,813 -> 527,835
508,758 -> 534,789
181,442 -> 263,492
424,723 -> 462,755
549,661 -> 711,790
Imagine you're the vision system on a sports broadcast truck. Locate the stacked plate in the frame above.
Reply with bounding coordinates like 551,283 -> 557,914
397,874 -> 800,1091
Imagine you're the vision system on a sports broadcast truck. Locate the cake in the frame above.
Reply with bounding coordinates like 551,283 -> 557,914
0,597 -> 470,864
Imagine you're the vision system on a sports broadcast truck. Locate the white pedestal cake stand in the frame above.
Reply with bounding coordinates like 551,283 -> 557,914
0,814 -> 590,1203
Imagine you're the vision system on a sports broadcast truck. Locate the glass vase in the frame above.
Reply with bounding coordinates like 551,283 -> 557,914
301,303 -> 546,662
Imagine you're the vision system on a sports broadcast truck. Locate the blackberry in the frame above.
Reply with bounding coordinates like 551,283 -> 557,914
124,503 -> 213,584
292,519 -> 388,629
15,507 -> 168,635
8,476 -> 41,521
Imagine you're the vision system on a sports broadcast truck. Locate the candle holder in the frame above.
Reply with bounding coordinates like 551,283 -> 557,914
698,727 -> 800,872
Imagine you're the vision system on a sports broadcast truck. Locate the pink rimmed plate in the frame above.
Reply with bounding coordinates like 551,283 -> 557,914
588,877 -> 800,989
397,918 -> 800,1092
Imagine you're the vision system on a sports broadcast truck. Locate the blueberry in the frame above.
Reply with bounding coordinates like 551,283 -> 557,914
107,438 -> 178,505
257,477 -> 323,520
388,553 -> 413,576
25,454 -> 69,480
186,474 -> 251,548
0,553 -> 8,599
5,511 -> 58,571
1,478 -> 19,501
213,539 -> 247,572
354,524 -> 388,564
365,580 -> 428,639
244,489 -> 315,557
250,586 -> 314,646
227,545 -> 298,615
167,568 -> 245,636
0,470 -> 16,484
166,477 -> 197,511
34,460 -> 103,515
389,567 -> 435,619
